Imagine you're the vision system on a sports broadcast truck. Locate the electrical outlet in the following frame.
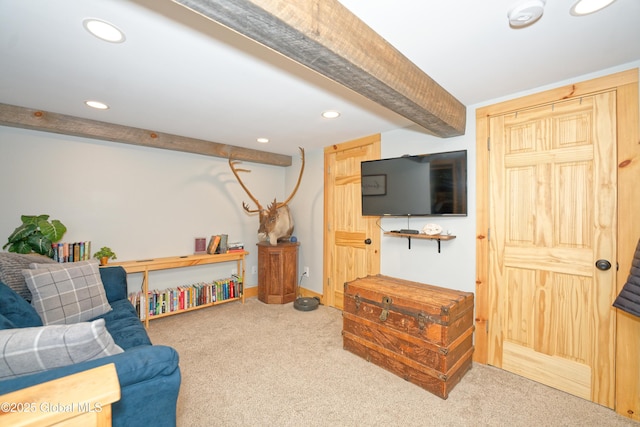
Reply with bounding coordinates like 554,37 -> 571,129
231,268 -> 237,275
251,266 -> 257,275
304,266 -> 310,278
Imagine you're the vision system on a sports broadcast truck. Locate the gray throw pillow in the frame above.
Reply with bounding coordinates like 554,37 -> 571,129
0,318 -> 123,379
23,259 -> 112,325
0,253 -> 57,301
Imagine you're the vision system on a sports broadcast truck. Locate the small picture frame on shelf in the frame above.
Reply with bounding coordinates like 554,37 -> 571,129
194,237 -> 207,254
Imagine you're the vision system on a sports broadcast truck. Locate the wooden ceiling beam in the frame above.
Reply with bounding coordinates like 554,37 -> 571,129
173,0 -> 466,137
0,103 -> 292,166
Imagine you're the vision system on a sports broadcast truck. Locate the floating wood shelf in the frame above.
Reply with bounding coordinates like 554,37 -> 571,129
384,232 -> 456,252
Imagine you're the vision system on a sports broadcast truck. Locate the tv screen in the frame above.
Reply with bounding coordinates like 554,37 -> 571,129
361,150 -> 467,217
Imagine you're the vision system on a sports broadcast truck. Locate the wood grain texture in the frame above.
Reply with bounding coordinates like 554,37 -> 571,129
257,242 -> 299,304
110,252 -> 247,327
475,69 -> 639,418
323,134 -> 380,309
342,275 -> 474,399
489,94 -> 616,407
173,0 -> 466,137
0,103 -> 292,166
0,364 -> 120,427
614,78 -> 640,421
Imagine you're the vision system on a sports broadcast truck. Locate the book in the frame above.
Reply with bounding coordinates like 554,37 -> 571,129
218,234 -> 228,254
207,235 -> 220,254
227,242 -> 244,253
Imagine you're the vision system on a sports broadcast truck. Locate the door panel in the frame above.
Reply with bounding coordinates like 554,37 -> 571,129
324,135 -> 381,309
488,93 -> 617,407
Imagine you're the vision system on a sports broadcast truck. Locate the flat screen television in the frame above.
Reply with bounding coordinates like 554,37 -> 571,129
361,150 -> 467,217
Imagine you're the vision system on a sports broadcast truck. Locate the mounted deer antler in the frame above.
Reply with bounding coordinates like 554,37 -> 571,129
229,147 -> 305,245
228,160 -> 263,213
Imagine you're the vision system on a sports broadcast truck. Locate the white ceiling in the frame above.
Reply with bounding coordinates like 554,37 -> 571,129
1,0 -> 639,157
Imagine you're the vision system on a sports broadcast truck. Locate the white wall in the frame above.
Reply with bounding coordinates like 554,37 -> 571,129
376,122 -> 477,293
0,127 -> 285,293
2,60 -> 637,298
286,148 -> 325,294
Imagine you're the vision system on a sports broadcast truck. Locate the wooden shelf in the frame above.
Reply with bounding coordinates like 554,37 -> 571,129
384,232 -> 456,252
110,252 -> 248,327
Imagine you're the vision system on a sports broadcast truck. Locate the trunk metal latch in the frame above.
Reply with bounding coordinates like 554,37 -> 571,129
354,294 -> 361,311
379,296 -> 392,322
417,312 -> 428,330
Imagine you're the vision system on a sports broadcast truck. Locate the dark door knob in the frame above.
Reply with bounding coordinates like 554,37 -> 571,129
364,238 -> 372,245
595,259 -> 612,271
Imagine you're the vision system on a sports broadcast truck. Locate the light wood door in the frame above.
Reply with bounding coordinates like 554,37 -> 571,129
488,92 -> 617,407
324,135 -> 381,309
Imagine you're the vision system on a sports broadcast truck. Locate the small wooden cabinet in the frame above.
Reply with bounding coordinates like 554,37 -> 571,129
257,241 -> 299,304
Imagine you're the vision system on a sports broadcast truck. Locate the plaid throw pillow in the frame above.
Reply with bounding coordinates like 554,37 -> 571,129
0,253 -> 57,301
0,318 -> 123,379
22,259 -> 112,325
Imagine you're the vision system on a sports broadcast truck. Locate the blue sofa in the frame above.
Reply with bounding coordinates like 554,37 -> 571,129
0,264 -> 181,427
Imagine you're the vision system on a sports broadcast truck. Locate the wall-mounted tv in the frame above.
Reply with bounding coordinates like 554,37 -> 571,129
361,150 -> 467,217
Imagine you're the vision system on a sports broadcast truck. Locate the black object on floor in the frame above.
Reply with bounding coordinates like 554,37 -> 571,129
294,296 -> 320,311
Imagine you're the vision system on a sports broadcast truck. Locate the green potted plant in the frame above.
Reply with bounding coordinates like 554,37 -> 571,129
3,214 -> 67,258
93,246 -> 117,266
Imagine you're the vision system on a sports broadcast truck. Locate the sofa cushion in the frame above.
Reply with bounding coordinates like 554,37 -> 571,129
23,259 -> 112,325
0,314 -> 15,330
0,281 -> 43,328
98,266 -> 128,302
0,318 -> 123,379
92,299 -> 152,349
0,253 -> 57,302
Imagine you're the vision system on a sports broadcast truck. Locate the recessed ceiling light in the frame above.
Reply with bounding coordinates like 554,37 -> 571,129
85,100 -> 109,110
257,137 -> 269,144
570,0 -> 616,16
507,0 -> 546,28
83,19 -> 125,43
322,110 -> 341,119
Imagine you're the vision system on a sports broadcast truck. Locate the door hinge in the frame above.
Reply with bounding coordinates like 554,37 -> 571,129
486,320 -> 489,333
487,137 -> 490,151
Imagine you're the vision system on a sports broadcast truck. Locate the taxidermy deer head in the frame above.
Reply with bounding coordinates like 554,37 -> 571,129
229,147 -> 305,246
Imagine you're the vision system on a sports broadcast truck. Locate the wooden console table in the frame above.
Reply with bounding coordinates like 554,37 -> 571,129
111,252 -> 247,327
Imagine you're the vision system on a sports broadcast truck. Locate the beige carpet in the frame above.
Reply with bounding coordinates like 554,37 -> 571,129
147,298 -> 636,427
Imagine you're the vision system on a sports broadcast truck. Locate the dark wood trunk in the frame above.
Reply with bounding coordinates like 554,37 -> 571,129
343,274 -> 474,399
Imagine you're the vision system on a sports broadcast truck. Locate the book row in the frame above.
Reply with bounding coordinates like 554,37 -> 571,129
128,276 -> 243,320
52,241 -> 92,263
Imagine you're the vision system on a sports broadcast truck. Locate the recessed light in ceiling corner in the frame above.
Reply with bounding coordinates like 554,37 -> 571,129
570,0 -> 617,16
321,110 -> 341,119
85,100 -> 110,110
83,19 -> 126,43
507,0 -> 546,28
257,137 -> 269,144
